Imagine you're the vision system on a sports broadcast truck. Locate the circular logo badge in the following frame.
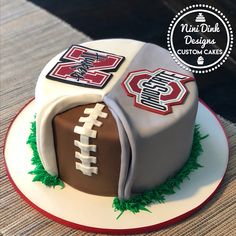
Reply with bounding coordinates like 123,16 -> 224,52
167,5 -> 233,73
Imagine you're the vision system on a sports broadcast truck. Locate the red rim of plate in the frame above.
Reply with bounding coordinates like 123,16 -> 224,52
2,98 -> 229,234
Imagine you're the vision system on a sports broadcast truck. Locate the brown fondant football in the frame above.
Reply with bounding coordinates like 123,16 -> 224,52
53,103 -> 121,196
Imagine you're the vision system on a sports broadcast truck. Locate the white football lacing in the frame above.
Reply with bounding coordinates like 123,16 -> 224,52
73,103 -> 108,176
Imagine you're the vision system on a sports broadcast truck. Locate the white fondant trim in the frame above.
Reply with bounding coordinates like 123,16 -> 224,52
75,162 -> 98,176
74,140 -> 96,152
74,126 -> 97,138
75,152 -> 96,164
74,103 -> 107,176
79,117 -> 102,127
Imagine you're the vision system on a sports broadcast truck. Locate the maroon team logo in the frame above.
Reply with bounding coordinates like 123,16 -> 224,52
46,45 -> 125,88
122,68 -> 194,115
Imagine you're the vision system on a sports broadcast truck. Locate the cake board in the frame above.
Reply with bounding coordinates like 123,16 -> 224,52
3,98 -> 229,234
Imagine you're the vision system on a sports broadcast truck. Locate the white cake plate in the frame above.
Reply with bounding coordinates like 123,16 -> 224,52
3,99 -> 229,234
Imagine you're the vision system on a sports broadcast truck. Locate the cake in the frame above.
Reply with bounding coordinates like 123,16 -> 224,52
195,13 -> 206,23
33,39 -> 198,202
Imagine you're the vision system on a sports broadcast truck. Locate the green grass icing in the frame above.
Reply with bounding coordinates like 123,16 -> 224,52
27,120 -> 64,188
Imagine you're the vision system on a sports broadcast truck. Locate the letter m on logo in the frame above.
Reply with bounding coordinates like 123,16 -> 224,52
46,45 -> 125,89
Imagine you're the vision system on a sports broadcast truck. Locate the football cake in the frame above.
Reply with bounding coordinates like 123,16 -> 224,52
33,38 -> 198,200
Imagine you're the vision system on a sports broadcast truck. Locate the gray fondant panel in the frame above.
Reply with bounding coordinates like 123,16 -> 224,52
104,43 -> 198,199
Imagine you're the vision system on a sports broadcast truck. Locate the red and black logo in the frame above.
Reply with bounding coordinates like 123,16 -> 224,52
122,68 -> 194,115
46,45 -> 125,89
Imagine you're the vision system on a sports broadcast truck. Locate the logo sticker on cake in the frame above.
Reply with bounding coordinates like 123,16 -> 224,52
46,45 -> 125,88
122,69 -> 194,115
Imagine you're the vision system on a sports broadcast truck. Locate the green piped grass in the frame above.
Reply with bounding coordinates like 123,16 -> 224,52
27,120 -> 64,188
113,125 -> 208,219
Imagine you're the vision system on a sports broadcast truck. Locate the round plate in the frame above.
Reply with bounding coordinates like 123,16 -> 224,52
3,99 -> 229,234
